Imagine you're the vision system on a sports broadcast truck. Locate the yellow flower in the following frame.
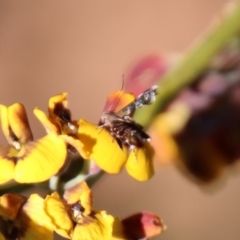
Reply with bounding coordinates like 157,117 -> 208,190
34,92 -> 87,159
78,119 -> 128,174
149,103 -> 191,166
125,143 -> 154,181
0,193 -> 53,240
78,90 -> 154,181
30,91 -> 154,181
44,181 -> 115,240
0,103 -> 67,184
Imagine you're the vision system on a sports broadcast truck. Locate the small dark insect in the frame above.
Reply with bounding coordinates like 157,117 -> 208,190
117,85 -> 158,117
100,85 -> 158,149
54,103 -> 72,123
53,102 -> 77,134
101,113 -> 150,149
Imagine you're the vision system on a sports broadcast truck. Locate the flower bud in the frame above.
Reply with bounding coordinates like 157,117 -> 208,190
121,212 -> 165,239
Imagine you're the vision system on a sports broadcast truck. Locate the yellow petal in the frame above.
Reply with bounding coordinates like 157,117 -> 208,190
149,105 -> 190,165
150,125 -> 179,165
125,144 -> 154,181
111,217 -> 125,240
44,192 -> 73,239
48,92 -> 68,119
0,104 -> 13,147
72,211 -> 114,240
0,146 -> 15,184
0,104 -> 12,144
0,193 -> 27,221
34,108 -> 60,134
14,133 -> 67,183
16,194 -> 53,240
64,181 -> 92,215
78,119 -> 128,174
60,134 -> 87,158
8,103 -> 33,143
0,233 -> 5,240
103,91 -> 135,114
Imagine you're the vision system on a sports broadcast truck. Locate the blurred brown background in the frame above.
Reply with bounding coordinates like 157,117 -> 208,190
1,1 -> 240,239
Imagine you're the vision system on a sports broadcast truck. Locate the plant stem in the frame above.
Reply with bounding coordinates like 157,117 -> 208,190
134,2 -> 240,128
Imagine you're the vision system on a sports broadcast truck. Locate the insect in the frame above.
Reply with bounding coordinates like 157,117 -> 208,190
100,85 -> 158,149
116,84 -> 158,117
53,102 -> 78,134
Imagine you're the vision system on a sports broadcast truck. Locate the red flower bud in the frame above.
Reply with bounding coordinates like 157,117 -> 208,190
121,212 -> 165,239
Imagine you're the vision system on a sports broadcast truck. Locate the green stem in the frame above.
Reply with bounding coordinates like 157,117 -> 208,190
134,2 -> 240,127
0,182 -> 33,195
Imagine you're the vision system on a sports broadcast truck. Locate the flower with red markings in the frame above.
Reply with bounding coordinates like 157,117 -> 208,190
79,88 -> 155,181
0,193 -> 53,240
0,103 -> 67,184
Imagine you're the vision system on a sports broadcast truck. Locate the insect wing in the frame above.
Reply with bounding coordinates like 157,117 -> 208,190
134,85 -> 158,108
116,101 -> 136,117
116,85 -> 158,117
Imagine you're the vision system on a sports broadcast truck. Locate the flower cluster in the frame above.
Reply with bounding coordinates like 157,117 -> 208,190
0,89 -> 155,185
0,181 -> 165,240
0,88 -> 162,239
0,102 -> 67,184
147,38 -> 240,183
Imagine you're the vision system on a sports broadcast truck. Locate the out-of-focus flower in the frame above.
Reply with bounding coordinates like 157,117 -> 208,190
0,233 -> 5,240
125,55 -> 169,96
150,39 -> 240,183
78,89 -> 154,181
0,193 -> 53,240
44,181 -> 115,240
0,103 -> 67,184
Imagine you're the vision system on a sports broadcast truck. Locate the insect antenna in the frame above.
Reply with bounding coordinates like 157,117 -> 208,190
106,75 -> 125,113
99,75 -> 126,126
